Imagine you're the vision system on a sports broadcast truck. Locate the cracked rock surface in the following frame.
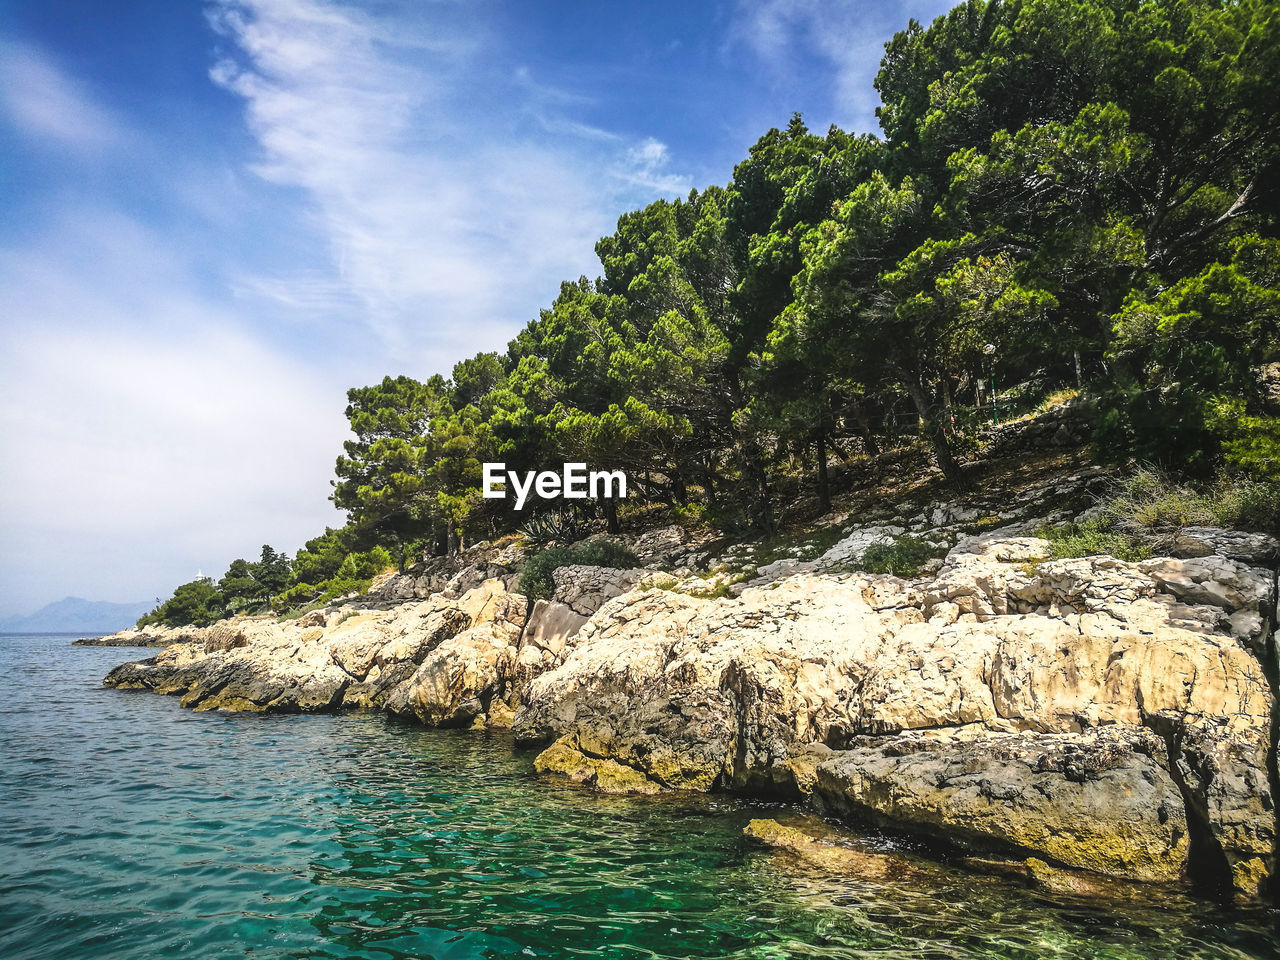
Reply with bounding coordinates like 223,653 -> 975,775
512,533 -> 1277,901
99,519 -> 1279,903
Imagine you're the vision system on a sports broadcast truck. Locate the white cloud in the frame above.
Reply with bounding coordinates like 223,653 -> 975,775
0,5 -> 698,614
0,38 -> 122,149
0,206 -> 348,614
729,0 -> 957,133
617,138 -> 693,195
207,0 -> 691,359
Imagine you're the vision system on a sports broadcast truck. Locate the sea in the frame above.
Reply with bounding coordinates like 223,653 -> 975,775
1,632 -> 1277,960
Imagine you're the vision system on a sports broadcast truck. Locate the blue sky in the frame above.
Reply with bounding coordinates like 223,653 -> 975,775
0,0 -> 954,615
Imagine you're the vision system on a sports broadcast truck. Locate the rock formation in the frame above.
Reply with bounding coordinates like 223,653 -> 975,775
97,509 -> 1279,904
105,580 -> 527,724
511,527 -> 1278,902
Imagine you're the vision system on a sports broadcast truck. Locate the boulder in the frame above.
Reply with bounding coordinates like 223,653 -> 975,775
812,729 -> 1188,884
817,524 -> 906,567
372,541 -> 528,601
1169,527 -> 1280,566
742,817 -> 923,880
102,527 -> 1279,903
533,738 -> 664,795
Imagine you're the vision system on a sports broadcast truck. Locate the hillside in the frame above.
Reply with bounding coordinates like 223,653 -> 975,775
98,441 -> 1280,905
1,597 -> 153,635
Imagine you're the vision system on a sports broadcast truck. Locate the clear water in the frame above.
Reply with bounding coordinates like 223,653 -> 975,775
1,632 -> 1277,960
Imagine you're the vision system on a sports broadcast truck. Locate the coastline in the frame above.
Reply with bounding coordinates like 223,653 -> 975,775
93,468 -> 1280,908
74,630 -> 174,647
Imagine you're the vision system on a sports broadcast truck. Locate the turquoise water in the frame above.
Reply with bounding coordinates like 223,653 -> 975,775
1,633 -> 1277,959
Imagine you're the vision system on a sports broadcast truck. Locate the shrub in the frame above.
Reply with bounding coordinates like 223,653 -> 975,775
518,511 -> 580,546
1035,387 -> 1080,415
269,544 -> 395,614
857,536 -> 945,577
1035,466 -> 1280,559
670,501 -> 706,530
1092,467 -> 1280,537
270,574 -> 381,615
1223,416 -> 1280,484
337,545 -> 393,581
1093,382 -> 1223,477
519,540 -> 639,601
1038,520 -> 1153,562
1209,475 -> 1280,536
136,577 -> 221,628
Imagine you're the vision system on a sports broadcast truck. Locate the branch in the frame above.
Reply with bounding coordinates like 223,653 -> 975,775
1149,168 -> 1260,269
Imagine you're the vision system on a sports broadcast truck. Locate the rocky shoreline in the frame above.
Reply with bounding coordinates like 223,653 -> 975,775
94,476 -> 1280,907
74,628 -> 179,647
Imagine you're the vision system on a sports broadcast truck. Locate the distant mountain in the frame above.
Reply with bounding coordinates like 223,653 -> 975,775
0,597 -> 153,635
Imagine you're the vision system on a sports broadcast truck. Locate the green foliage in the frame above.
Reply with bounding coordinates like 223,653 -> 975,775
253,545 -> 292,599
137,578 -> 221,628
139,533 -> 394,626
270,577 -> 365,615
517,512 -> 580,547
1093,382 -> 1225,476
1039,468 -> 1280,557
332,374 -> 453,563
1223,416 -> 1280,483
670,501 -> 706,529
290,526 -> 364,585
139,545 -> 293,627
519,541 -> 640,601
164,0 -> 1278,614
1092,467 -> 1280,538
269,545 -> 393,614
310,0 -> 1275,539
1097,236 -> 1280,471
1039,520 -> 1154,563
1208,476 -> 1280,535
856,536 -> 947,577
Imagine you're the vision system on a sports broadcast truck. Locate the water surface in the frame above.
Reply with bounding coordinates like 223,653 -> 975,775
1,633 -> 1276,959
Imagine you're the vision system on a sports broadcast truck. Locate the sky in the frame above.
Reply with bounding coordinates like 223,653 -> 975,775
0,0 -> 955,616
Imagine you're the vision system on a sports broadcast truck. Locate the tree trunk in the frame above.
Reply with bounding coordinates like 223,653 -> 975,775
602,496 -> 620,535
815,431 -> 831,514
850,401 -> 880,457
738,441 -> 773,531
751,462 -> 773,530
905,378 -> 968,489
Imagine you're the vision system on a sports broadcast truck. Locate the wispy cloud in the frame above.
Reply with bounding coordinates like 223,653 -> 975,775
0,38 -> 122,149
0,6 -> 701,614
207,0 -> 692,361
0,204 -> 347,613
729,0 -> 956,133
616,138 -> 692,195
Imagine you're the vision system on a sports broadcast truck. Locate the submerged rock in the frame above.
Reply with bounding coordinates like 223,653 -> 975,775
533,738 -> 664,795
742,817 -> 922,880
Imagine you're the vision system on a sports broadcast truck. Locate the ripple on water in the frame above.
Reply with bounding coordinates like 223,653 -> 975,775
1,633 -> 1278,960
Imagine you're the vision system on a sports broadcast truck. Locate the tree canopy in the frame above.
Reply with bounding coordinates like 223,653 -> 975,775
142,0 -> 1279,624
